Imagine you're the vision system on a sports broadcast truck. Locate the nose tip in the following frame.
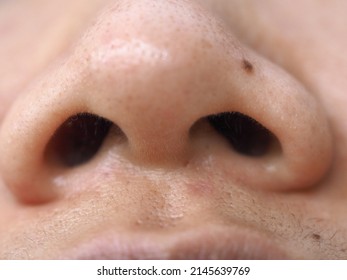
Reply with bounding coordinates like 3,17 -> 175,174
66,0 -> 217,163
0,0 -> 333,204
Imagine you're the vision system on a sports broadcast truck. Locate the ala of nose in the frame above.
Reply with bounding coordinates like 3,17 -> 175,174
0,0 -> 332,203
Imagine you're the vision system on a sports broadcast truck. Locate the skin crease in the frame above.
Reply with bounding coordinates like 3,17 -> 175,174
0,0 -> 346,259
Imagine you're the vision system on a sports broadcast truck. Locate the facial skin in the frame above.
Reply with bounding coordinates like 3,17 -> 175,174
0,0 -> 346,259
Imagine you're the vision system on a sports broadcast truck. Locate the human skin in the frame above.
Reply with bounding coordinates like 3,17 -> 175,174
0,0 -> 346,259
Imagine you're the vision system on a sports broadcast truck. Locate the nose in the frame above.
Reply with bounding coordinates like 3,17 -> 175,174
0,0 -> 332,203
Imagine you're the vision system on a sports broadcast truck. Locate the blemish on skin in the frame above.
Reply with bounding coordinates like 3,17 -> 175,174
201,39 -> 212,50
311,233 -> 321,241
187,181 -> 213,196
242,59 -> 254,74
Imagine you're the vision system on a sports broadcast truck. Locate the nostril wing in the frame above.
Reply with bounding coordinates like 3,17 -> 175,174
208,112 -> 278,157
46,113 -> 113,167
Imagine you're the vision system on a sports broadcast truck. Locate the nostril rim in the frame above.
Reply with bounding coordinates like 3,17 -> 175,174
207,112 -> 279,157
45,112 -> 117,167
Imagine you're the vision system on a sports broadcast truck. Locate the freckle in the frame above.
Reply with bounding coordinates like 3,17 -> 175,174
312,233 -> 321,241
201,39 -> 212,49
242,59 -> 254,74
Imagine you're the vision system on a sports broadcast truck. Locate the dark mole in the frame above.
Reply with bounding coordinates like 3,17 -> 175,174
312,233 -> 321,241
242,59 -> 254,73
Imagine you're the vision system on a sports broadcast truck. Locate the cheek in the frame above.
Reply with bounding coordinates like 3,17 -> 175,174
0,0 -> 106,121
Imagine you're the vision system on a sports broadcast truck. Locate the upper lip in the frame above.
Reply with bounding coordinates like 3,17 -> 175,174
62,225 -> 288,259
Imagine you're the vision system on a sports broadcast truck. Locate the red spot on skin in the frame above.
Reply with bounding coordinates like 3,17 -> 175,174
187,180 -> 214,196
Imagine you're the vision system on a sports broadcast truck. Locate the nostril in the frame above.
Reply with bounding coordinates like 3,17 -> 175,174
45,113 -> 116,167
207,112 -> 280,157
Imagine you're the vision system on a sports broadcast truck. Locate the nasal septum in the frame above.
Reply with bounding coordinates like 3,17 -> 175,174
0,0 -> 333,204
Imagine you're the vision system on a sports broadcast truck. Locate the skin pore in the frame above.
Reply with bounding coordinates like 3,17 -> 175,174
0,0 -> 346,259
